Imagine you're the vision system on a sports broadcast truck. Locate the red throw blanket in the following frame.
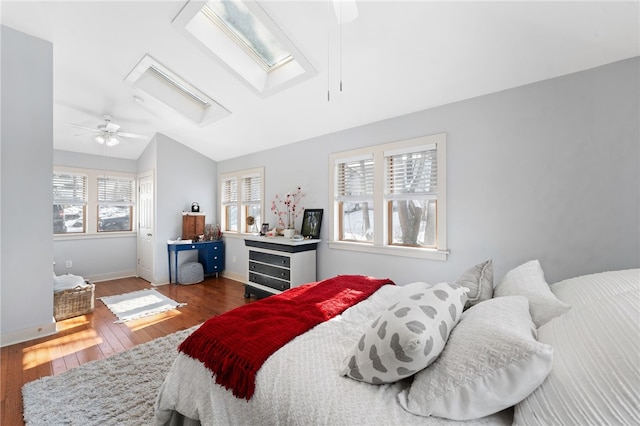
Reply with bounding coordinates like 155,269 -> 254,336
178,275 -> 394,399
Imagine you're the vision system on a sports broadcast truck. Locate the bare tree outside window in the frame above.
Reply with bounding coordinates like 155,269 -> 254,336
387,149 -> 437,247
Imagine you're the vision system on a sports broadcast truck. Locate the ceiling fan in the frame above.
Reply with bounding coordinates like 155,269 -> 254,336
70,114 -> 146,147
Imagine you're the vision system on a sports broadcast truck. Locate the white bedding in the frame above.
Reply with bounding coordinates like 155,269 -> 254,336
156,268 -> 640,426
155,284 -> 511,425
514,269 -> 640,425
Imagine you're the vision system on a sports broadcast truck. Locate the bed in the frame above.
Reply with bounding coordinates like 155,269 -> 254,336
155,262 -> 639,426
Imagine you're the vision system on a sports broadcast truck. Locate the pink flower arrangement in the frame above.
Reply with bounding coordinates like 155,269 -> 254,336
271,187 -> 305,229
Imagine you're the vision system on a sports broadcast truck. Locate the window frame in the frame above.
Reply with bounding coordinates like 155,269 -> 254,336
220,167 -> 264,235
328,134 -> 448,261
53,166 -> 137,238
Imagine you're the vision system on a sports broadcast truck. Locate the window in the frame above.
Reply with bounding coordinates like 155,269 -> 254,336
385,146 -> 438,247
97,176 -> 135,232
221,177 -> 238,232
242,173 -> 262,232
53,167 -> 136,236
335,154 -> 374,242
203,0 -> 292,71
329,134 -> 448,260
53,172 -> 87,234
220,167 -> 264,233
172,0 -> 316,97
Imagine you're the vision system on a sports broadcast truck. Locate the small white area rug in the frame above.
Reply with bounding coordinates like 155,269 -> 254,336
22,326 -> 198,426
99,289 -> 186,323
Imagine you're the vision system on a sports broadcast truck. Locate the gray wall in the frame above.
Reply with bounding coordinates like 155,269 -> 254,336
52,133 -> 217,285
219,57 -> 640,286
144,133 -> 217,284
52,150 -> 138,280
1,26 -> 56,345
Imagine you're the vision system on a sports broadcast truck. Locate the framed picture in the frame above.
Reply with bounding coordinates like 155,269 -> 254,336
301,209 -> 323,239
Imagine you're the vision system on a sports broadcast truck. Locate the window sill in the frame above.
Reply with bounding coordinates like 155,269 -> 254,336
327,240 -> 448,261
54,231 -> 137,241
223,232 -> 260,240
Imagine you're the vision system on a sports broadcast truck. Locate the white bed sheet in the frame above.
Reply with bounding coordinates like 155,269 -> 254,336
155,284 -> 511,426
514,269 -> 640,425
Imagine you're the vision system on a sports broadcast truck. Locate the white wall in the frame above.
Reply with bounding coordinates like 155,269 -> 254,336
219,57 -> 640,286
1,26 -> 57,346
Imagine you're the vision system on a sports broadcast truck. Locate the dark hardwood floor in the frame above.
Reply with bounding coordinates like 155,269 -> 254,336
0,275 -> 253,426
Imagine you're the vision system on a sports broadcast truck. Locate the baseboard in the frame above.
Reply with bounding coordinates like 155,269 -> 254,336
1,320 -> 57,348
86,270 -> 138,283
222,271 -> 245,283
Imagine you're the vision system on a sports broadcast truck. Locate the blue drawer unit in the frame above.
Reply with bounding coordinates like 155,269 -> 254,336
167,240 -> 225,284
198,240 -> 224,276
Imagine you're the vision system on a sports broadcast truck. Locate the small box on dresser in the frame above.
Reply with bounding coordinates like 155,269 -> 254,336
244,236 -> 319,298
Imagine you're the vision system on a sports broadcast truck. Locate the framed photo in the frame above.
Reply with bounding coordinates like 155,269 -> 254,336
301,209 -> 323,239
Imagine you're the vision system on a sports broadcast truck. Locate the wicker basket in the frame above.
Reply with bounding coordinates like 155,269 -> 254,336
54,282 -> 95,321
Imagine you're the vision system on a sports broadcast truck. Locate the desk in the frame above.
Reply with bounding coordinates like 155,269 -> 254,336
167,240 -> 224,284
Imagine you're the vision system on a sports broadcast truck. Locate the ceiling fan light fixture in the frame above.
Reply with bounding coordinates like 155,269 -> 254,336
106,136 -> 120,147
95,135 -> 106,144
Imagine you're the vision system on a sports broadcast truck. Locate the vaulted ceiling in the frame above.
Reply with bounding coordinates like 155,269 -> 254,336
2,1 -> 638,161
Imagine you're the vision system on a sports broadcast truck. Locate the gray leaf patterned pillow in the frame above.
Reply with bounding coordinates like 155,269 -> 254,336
340,282 -> 468,384
455,259 -> 493,309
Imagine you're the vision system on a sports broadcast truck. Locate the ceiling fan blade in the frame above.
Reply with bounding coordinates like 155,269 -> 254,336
74,132 -> 100,137
118,132 -> 147,140
69,123 -> 100,133
105,122 -> 120,132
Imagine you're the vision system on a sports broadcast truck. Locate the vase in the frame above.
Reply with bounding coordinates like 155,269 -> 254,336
283,228 -> 295,239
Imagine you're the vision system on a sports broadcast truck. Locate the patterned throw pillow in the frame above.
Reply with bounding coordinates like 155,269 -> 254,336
340,282 -> 468,384
398,295 -> 554,420
494,259 -> 571,327
455,259 -> 493,309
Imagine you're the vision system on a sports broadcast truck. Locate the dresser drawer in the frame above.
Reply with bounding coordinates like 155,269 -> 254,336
249,261 -> 290,281
249,272 -> 290,292
249,250 -> 290,268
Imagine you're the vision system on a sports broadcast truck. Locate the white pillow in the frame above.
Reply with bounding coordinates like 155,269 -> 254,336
398,295 -> 554,420
340,281 -> 467,384
456,259 -> 493,308
494,260 -> 571,327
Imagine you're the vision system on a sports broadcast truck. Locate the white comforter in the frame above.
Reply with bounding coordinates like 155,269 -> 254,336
155,284 -> 511,426
514,269 -> 640,425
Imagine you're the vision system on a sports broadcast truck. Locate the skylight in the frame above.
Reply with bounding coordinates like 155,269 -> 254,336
202,0 -> 292,71
124,55 -> 230,126
173,0 -> 316,97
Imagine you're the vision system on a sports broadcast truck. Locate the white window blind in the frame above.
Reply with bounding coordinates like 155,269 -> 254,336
222,177 -> 238,205
335,155 -> 374,202
97,176 -> 135,205
241,174 -> 261,206
53,173 -> 87,204
385,147 -> 437,201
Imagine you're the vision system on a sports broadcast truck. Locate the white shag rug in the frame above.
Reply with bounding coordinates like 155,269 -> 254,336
98,289 -> 187,323
22,325 -> 198,426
